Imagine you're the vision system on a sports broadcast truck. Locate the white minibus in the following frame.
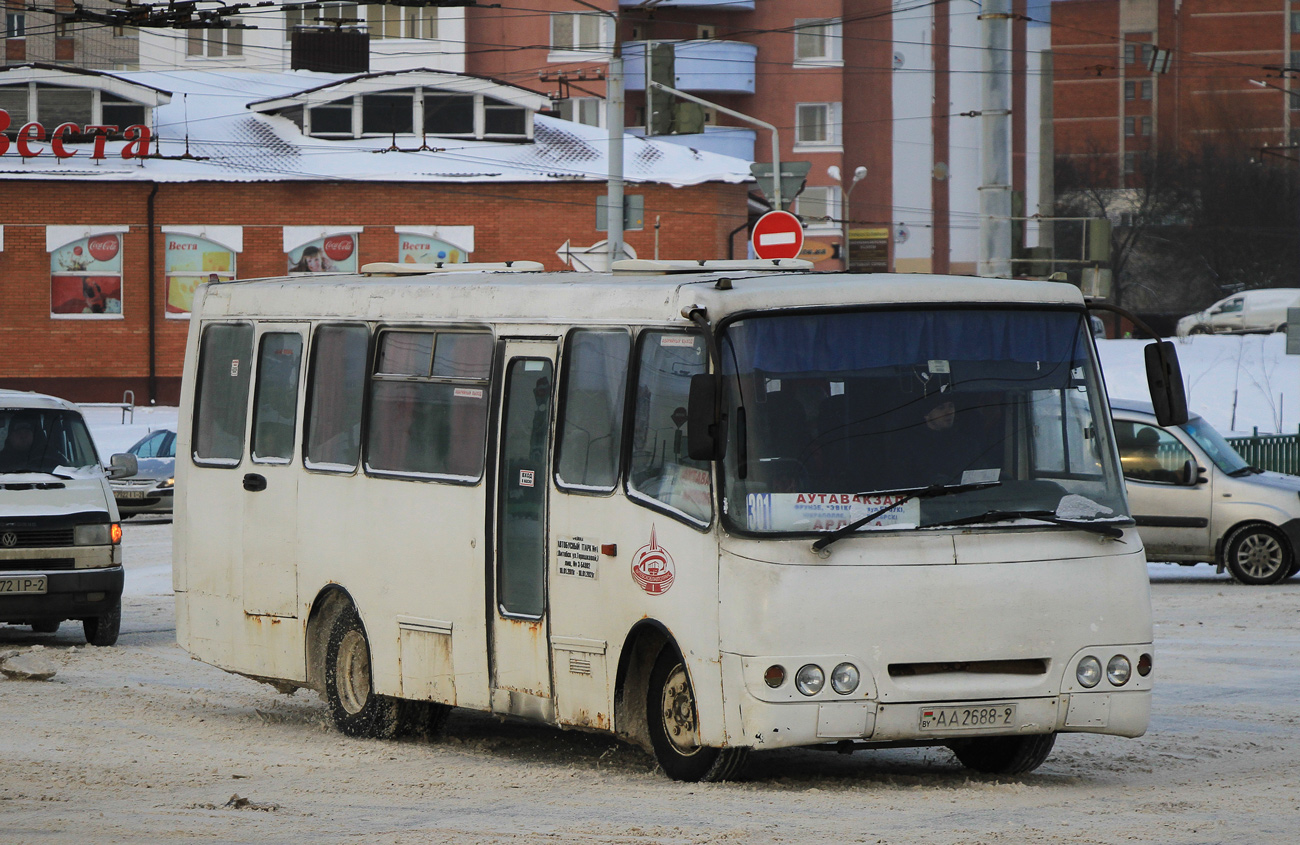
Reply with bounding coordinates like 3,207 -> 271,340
175,261 -> 1180,781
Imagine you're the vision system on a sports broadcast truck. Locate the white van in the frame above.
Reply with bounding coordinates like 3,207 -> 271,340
1112,399 -> 1300,585
1176,288 -> 1300,336
0,390 -> 137,645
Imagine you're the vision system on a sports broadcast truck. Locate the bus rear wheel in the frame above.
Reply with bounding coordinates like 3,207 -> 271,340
325,607 -> 403,739
646,647 -> 748,782
948,733 -> 1056,775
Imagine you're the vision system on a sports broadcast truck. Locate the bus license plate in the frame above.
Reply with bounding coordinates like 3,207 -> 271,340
0,576 -> 48,595
919,704 -> 1017,731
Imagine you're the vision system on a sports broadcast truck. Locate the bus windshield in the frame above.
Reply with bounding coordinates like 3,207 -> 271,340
718,308 -> 1127,535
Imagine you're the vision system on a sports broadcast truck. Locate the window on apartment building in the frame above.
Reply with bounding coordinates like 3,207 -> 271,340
424,93 -> 475,135
188,27 -> 243,58
1124,80 -> 1151,101
287,2 -> 360,39
362,90 -> 414,134
299,89 -> 530,141
558,97 -> 602,127
795,102 -> 841,147
1124,116 -> 1135,137
484,98 -> 526,135
1125,116 -> 1153,137
1124,37 -> 1153,66
550,12 -> 611,56
1140,116 -> 1152,135
794,18 -> 842,64
1291,11 -> 1300,33
102,92 -> 145,127
367,3 -> 437,39
1124,80 -> 1135,100
794,185 -> 841,228
5,12 -> 24,38
309,97 -> 356,136
1124,152 -> 1137,174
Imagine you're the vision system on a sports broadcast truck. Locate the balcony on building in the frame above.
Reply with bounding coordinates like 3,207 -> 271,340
622,39 -> 756,95
619,0 -> 753,8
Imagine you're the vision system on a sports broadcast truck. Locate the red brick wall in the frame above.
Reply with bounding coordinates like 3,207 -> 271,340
0,178 -> 748,404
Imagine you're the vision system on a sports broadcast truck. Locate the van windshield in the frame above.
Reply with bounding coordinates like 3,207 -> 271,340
1181,416 -> 1250,475
0,409 -> 101,475
718,308 -> 1128,535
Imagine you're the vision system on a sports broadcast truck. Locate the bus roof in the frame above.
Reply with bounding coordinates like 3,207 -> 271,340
194,269 -> 1087,327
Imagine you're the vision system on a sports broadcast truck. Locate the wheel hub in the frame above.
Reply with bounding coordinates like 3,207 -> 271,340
660,664 -> 701,755
1238,534 -> 1283,579
336,629 -> 371,715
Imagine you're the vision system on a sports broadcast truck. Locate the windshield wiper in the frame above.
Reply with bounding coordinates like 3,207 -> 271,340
924,509 -> 1127,539
1228,466 -> 1264,477
812,480 -> 1001,555
0,469 -> 75,480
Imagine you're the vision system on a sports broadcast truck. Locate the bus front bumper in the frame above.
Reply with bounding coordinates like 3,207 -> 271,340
732,689 -> 1150,752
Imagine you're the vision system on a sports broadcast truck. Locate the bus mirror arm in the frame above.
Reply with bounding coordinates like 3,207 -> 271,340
684,305 -> 727,462
1086,300 -> 1189,427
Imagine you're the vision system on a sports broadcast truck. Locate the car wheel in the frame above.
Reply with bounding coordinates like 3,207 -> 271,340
1223,525 -> 1293,586
949,733 -> 1056,775
646,646 -> 748,782
83,596 -> 121,647
324,606 -> 404,739
30,620 -> 60,634
1189,325 -> 1211,335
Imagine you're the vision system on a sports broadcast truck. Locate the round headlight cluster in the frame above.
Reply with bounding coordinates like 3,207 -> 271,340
766,662 -> 862,696
1077,652 -> 1144,688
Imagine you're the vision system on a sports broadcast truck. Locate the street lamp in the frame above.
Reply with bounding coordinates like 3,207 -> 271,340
828,165 -> 868,270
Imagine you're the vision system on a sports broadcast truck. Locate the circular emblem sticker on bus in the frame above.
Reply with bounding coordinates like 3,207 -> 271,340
631,526 -> 675,595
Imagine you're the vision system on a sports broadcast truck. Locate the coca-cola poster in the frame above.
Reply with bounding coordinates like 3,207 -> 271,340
287,233 -> 357,274
50,233 -> 124,317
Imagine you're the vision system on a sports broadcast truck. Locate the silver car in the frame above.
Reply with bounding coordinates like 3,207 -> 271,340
1111,400 -> 1300,585
109,429 -> 175,516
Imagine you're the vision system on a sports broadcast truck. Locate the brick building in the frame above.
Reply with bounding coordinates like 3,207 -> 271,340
1053,0 -> 1300,183
0,65 -> 750,404
4,0 -> 139,69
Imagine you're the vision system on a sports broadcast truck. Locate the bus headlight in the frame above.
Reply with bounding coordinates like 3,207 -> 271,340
1106,655 -> 1132,686
1075,656 -> 1102,688
830,663 -> 860,695
795,664 -> 825,696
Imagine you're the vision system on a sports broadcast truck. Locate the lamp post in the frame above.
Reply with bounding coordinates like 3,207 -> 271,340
828,164 -> 868,271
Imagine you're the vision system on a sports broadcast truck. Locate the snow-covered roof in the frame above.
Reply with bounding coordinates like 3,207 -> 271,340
0,67 -> 753,188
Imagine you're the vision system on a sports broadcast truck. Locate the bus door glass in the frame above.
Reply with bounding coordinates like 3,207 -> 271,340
491,340 -> 558,715
243,323 -> 307,617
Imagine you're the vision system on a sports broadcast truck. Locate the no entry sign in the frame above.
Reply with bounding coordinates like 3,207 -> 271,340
751,210 -> 805,260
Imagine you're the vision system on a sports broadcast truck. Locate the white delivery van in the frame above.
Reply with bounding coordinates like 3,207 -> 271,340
1176,288 -> 1300,336
0,390 -> 137,645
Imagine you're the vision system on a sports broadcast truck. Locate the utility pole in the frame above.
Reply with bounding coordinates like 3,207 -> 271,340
979,0 -> 1012,278
607,48 -> 625,268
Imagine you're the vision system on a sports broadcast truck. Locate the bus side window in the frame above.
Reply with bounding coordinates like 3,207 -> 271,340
555,329 -> 631,493
304,324 -> 369,471
193,322 -> 254,466
627,330 -> 712,525
366,330 -> 493,481
251,332 -> 305,463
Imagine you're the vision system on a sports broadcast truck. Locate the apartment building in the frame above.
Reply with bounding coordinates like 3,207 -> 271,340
4,0 -> 139,69
1053,0 -> 1300,184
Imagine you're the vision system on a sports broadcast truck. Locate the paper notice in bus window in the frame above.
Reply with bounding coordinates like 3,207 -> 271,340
659,335 -> 696,348
453,387 -> 484,399
928,360 -> 950,374
745,493 -> 920,532
556,536 -> 600,580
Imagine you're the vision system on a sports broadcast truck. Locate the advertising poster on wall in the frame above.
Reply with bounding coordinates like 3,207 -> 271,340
286,233 -> 357,274
395,226 -> 474,266
164,232 -> 239,318
49,231 -> 124,318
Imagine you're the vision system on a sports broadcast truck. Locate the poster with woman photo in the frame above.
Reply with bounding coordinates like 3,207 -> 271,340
287,234 -> 357,274
50,233 -> 124,318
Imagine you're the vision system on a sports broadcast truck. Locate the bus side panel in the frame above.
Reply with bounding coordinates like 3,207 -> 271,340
547,489 -> 727,743
296,473 -> 490,710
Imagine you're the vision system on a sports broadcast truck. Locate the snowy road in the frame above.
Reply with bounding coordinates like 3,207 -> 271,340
1,521 -> 1298,844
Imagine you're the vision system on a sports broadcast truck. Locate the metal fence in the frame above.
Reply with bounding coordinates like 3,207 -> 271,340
1225,431 -> 1300,476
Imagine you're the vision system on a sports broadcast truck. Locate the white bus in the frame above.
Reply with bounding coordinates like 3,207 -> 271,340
175,261 -> 1177,782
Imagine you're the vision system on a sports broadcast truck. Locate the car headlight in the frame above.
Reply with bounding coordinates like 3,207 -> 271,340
1107,655 -> 1132,686
1076,656 -> 1102,688
158,477 -> 175,490
795,664 -> 825,696
74,523 -> 121,545
830,663 -> 860,695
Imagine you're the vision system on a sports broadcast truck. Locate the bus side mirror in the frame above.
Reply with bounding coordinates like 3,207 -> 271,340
1144,341 -> 1189,427
687,374 -> 726,461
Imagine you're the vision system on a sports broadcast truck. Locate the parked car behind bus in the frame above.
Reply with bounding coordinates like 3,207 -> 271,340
110,429 -> 176,516
1175,288 -> 1300,336
1112,399 -> 1300,585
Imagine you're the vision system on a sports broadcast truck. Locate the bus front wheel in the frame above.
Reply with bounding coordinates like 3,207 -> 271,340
325,607 -> 404,739
948,733 -> 1056,775
646,647 -> 748,782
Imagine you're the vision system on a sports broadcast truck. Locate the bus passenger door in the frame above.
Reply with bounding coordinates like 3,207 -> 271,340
490,341 -> 558,720
241,323 -> 307,618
